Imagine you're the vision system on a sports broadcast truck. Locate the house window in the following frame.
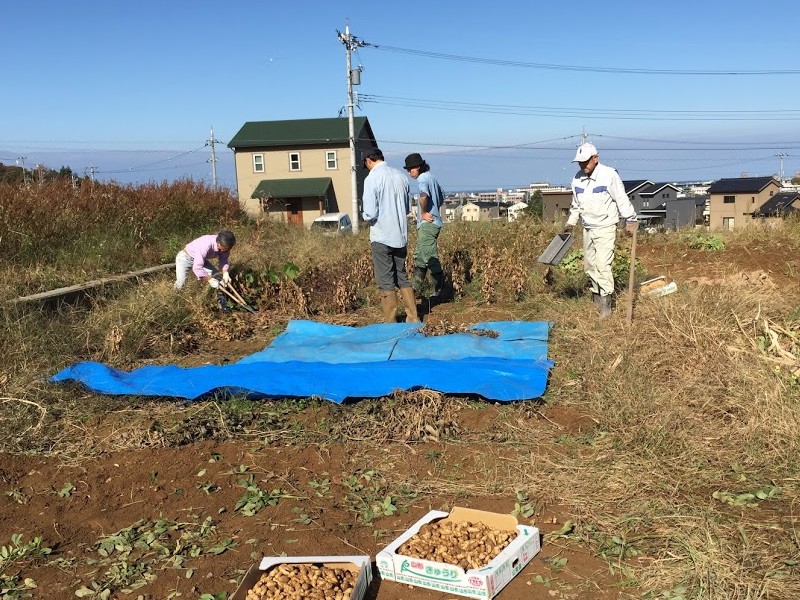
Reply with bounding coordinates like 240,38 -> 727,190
253,154 -> 264,173
289,152 -> 301,171
723,217 -> 734,230
326,151 -> 337,170
723,195 -> 735,204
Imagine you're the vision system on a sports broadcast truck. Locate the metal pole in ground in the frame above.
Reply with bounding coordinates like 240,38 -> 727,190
626,225 -> 638,325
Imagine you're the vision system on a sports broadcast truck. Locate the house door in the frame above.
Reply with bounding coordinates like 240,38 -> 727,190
286,198 -> 303,226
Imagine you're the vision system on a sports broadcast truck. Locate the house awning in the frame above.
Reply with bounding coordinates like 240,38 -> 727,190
251,178 -> 332,199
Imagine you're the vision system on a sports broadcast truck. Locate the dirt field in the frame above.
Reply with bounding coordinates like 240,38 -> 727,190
1,237 -> 798,600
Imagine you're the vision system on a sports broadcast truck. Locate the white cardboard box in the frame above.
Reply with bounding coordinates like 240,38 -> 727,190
376,507 -> 540,599
230,555 -> 372,600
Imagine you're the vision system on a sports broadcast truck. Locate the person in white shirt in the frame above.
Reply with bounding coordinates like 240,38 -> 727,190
564,143 -> 637,318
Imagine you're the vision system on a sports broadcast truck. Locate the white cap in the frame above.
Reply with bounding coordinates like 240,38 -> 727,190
572,143 -> 597,162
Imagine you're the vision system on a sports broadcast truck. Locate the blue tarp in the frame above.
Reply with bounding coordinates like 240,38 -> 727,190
50,320 -> 554,403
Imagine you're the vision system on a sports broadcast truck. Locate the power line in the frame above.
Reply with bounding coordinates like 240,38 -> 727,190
366,43 -> 800,76
361,94 -> 800,121
98,145 -> 207,174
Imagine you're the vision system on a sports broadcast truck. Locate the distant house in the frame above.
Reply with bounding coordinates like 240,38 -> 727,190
624,180 -> 686,228
462,201 -> 499,222
707,176 -> 780,230
227,117 -> 377,226
541,191 -> 572,224
751,191 -> 800,226
507,201 -> 529,222
443,200 -> 462,222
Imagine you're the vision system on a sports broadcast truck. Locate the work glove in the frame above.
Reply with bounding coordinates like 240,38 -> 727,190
222,271 -> 231,285
208,278 -> 220,289
563,224 -> 574,234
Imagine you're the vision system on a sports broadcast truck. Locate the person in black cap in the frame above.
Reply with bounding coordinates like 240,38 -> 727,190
361,147 -> 420,323
404,153 -> 445,301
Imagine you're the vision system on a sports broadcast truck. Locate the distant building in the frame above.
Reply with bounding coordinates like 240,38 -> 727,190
624,180 -> 685,229
527,182 -> 569,193
462,201 -> 500,222
707,176 -> 780,230
507,201 -> 529,222
477,191 -> 501,202
751,191 -> 800,227
541,191 -> 573,224
443,200 -> 462,222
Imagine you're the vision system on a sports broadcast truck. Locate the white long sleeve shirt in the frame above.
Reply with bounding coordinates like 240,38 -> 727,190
568,163 -> 636,229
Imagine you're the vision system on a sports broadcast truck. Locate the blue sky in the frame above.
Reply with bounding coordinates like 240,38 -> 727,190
3,1 -> 800,193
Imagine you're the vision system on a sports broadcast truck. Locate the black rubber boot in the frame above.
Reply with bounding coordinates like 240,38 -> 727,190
431,270 -> 445,299
412,266 -> 427,295
598,295 -> 612,319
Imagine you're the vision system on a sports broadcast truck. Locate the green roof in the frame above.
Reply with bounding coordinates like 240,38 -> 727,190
251,177 -> 332,199
228,117 -> 373,149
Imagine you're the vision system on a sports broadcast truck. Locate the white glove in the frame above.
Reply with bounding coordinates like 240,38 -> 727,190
208,278 -> 220,289
222,271 -> 231,285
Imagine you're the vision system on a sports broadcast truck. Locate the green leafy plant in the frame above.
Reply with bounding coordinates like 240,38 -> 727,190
234,474 -> 293,516
687,234 -> 725,251
512,491 -> 536,519
197,481 -> 220,495
596,533 -> 640,561
4,490 -> 28,505
308,476 -> 331,497
0,534 -> 52,600
75,516 -> 231,597
712,486 -> 780,508
57,482 -> 75,498
291,508 -> 313,525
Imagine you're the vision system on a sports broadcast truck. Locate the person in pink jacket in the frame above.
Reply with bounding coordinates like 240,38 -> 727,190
174,229 -> 236,291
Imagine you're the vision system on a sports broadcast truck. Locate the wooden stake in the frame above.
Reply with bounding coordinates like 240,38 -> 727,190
626,226 -> 638,325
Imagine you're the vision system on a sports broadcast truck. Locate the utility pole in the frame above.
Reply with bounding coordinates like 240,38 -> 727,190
775,152 -> 787,182
338,23 -> 366,234
207,126 -> 219,188
86,165 -> 98,183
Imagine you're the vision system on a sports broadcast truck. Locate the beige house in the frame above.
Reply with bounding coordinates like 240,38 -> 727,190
707,176 -> 780,230
462,201 -> 499,222
227,117 -> 377,226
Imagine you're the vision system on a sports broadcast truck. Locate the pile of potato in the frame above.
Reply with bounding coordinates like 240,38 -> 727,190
245,563 -> 356,600
398,519 -> 518,571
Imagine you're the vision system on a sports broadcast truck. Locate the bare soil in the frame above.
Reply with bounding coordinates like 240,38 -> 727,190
1,238 -> 796,600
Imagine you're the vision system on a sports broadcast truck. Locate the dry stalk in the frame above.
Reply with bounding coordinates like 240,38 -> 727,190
0,396 -> 47,436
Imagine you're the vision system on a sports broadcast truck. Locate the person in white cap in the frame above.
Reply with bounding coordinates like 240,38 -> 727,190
564,143 -> 637,318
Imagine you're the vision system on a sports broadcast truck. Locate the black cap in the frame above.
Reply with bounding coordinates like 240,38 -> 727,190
404,153 -> 425,170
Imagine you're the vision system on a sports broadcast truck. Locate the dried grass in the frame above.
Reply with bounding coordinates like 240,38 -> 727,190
2,192 -> 800,598
330,390 -> 463,443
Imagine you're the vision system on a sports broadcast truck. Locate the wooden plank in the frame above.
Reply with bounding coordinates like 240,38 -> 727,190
7,263 -> 174,305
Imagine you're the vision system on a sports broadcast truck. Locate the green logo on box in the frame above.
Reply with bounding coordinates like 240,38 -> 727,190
399,559 -> 460,581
